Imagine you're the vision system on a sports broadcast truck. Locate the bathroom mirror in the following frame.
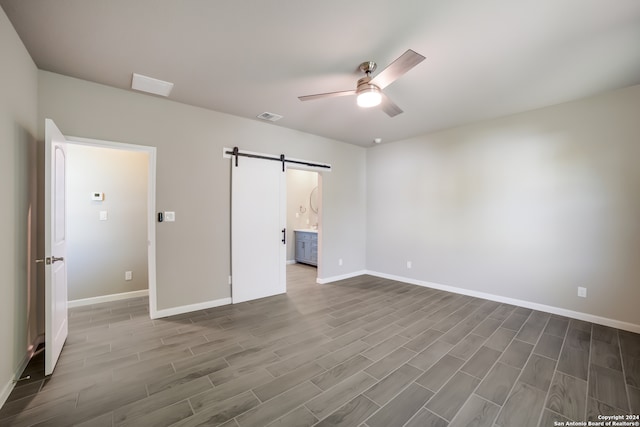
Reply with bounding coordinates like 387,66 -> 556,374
310,186 -> 319,213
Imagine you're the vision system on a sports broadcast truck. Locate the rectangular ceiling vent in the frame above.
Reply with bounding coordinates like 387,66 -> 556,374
131,73 -> 174,97
257,112 -> 283,122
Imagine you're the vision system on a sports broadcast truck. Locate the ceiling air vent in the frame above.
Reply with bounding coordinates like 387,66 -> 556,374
131,73 -> 174,97
257,112 -> 283,122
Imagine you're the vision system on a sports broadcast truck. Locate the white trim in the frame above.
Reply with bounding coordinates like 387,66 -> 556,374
365,270 -> 640,334
65,135 -> 158,320
68,290 -> 149,308
0,377 -> 13,410
316,270 -> 368,284
286,260 -> 297,265
1,335 -> 44,409
151,297 -> 232,319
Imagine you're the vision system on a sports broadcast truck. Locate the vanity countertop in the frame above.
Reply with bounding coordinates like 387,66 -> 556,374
294,228 -> 318,233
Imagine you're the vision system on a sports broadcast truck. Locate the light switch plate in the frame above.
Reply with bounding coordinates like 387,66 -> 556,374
164,211 -> 175,222
99,211 -> 108,221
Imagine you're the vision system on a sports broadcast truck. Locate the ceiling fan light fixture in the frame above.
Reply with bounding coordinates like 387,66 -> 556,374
357,86 -> 382,108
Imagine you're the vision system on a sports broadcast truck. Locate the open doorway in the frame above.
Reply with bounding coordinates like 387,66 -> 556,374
286,168 -> 321,281
227,147 -> 329,303
65,143 -> 150,306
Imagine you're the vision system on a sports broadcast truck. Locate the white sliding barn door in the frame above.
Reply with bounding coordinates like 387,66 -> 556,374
231,155 -> 286,303
43,119 -> 69,375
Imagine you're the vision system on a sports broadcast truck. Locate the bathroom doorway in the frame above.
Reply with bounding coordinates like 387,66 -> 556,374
286,168 -> 321,281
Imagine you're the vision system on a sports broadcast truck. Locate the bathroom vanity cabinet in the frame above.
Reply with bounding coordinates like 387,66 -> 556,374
294,230 -> 318,266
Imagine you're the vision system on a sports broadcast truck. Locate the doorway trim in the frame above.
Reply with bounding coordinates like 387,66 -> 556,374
64,135 -> 158,317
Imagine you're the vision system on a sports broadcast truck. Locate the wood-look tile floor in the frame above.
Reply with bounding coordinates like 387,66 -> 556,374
2,264 -> 639,426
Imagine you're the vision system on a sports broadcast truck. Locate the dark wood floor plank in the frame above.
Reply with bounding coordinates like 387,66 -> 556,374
545,371 -> 587,421
496,382 -> 546,427
404,408 -> 448,427
174,391 -> 260,427
533,333 -> 563,360
461,345 -> 502,379
311,354 -> 373,390
253,362 -> 325,402
314,394 -> 379,427
588,364 -> 629,411
408,340 -> 454,371
363,363 -> 422,406
415,354 -> 465,392
448,333 -> 487,360
114,376 -> 211,425
120,400 -> 193,427
236,381 -> 321,427
448,394 -> 500,427
190,369 -> 273,413
519,353 -> 556,392
425,371 -> 481,421
266,406 -> 318,427
365,383 -> 433,427
363,347 -> 416,380
557,344 -> 589,380
499,339 -> 534,369
485,327 -> 517,352
305,371 -> 376,420
475,361 -> 521,405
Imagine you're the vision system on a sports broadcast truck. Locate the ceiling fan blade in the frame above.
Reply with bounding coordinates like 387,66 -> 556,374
380,93 -> 403,117
370,49 -> 425,89
298,90 -> 356,102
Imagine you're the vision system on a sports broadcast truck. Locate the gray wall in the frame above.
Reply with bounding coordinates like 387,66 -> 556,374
38,70 -> 367,311
367,85 -> 640,327
67,144 -> 149,301
286,169 -> 318,262
0,8 -> 39,402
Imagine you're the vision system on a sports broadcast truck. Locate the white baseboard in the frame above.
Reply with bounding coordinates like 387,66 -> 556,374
68,289 -> 149,308
286,260 -> 297,265
317,270 -> 368,285
152,297 -> 232,319
1,334 -> 44,409
365,270 -> 640,334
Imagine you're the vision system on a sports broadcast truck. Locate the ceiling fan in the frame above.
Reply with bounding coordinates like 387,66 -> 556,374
298,49 -> 425,117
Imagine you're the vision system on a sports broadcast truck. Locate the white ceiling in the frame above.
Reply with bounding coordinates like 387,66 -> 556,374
3,0 -> 640,146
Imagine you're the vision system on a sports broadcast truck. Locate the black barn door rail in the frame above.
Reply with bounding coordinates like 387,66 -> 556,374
226,147 -> 331,171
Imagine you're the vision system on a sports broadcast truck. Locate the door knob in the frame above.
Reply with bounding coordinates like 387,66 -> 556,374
52,256 -> 64,263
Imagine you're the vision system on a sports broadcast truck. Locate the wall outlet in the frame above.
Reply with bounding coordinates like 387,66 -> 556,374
577,286 -> 587,298
406,261 -> 412,269
125,271 -> 132,281
338,258 -> 343,266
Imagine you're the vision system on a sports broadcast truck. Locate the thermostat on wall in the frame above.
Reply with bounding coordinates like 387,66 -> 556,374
91,192 -> 104,201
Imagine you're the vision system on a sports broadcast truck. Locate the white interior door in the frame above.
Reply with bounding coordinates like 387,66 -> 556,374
44,119 -> 69,375
231,155 -> 286,303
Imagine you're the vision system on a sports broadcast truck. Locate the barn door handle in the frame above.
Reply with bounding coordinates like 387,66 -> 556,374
281,228 -> 286,244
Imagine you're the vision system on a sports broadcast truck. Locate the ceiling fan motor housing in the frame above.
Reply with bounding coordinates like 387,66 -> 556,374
356,76 -> 380,95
